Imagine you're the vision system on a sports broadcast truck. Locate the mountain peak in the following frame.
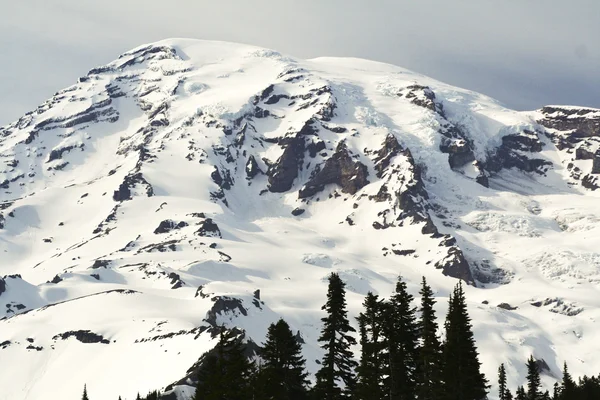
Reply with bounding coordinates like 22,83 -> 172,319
1,39 -> 599,399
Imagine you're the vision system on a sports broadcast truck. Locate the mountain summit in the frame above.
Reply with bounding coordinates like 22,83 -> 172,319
0,39 -> 599,399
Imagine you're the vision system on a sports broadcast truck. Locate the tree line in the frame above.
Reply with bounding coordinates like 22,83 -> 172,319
81,273 -> 594,400
498,357 -> 600,400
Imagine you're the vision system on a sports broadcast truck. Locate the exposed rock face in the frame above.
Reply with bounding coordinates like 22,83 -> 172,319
203,296 -> 248,332
90,259 -> 111,269
398,84 -> 444,115
52,330 -> 110,344
440,137 -> 475,169
195,218 -> 222,238
373,134 -> 403,178
154,220 -> 189,234
435,246 -> 474,285
538,106 -> 600,137
531,297 -> 583,316
113,173 -> 154,201
245,155 -> 261,179
268,135 -> 305,193
395,149 -> 430,224
486,130 -> 550,174
211,167 -> 233,190
592,151 -> 600,174
537,106 -> 600,188
299,141 -> 369,198
0,277 -> 5,295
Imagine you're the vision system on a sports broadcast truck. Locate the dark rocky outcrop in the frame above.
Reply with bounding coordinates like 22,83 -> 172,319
47,144 -> 85,163
90,259 -> 111,269
299,141 -> 369,198
537,106 -> 600,188
530,297 -> 583,316
440,137 -> 475,169
497,303 -> 518,311
168,272 -> 184,289
307,140 -> 326,158
485,131 -> 550,174
49,275 -> 63,284
592,150 -> 600,174
154,220 -> 189,234
435,246 -> 475,285
582,173 -> 599,190
291,208 -> 305,216
373,134 -> 403,178
267,135 -> 305,193
398,85 -> 444,115
113,173 -> 154,201
395,149 -> 430,224
245,155 -> 261,179
204,296 -> 248,328
0,277 -> 5,295
195,218 -> 222,238
52,330 -> 110,344
538,106 -> 600,138
211,167 -> 233,190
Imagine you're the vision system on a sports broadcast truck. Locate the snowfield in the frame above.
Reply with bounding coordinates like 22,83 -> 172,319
0,38 -> 599,400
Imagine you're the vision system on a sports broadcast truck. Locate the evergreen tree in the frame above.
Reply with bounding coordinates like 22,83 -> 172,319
260,318 -> 309,400
506,389 -> 514,400
561,362 -> 576,400
540,390 -> 551,400
381,275 -> 420,400
82,385 -> 90,400
526,356 -> 541,400
552,382 -> 560,400
417,277 -> 442,400
314,273 -> 358,400
355,292 -> 385,400
516,386 -> 527,400
193,328 -> 254,400
441,282 -> 488,400
499,363 -> 509,400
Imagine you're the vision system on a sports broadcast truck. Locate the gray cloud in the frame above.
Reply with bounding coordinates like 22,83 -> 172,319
1,0 -> 598,125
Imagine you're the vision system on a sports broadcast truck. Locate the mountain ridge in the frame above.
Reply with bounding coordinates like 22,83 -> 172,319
0,38 -> 599,400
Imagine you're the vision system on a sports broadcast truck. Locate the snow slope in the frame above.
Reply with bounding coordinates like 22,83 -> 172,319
1,38 -> 599,400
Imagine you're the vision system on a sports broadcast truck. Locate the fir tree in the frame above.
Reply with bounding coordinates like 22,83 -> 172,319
526,356 -> 541,400
260,318 -> 309,400
552,382 -> 560,400
355,292 -> 385,400
499,363 -> 509,400
314,273 -> 358,400
82,385 -> 90,400
381,276 -> 420,400
516,386 -> 527,400
193,328 -> 254,400
417,277 -> 442,400
441,282 -> 488,400
540,390 -> 551,400
561,362 -> 576,400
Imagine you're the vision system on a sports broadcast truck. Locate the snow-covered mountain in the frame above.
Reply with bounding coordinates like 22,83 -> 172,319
1,39 -> 599,400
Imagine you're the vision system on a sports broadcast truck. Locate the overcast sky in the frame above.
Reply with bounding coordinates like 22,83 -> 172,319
1,0 -> 598,126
